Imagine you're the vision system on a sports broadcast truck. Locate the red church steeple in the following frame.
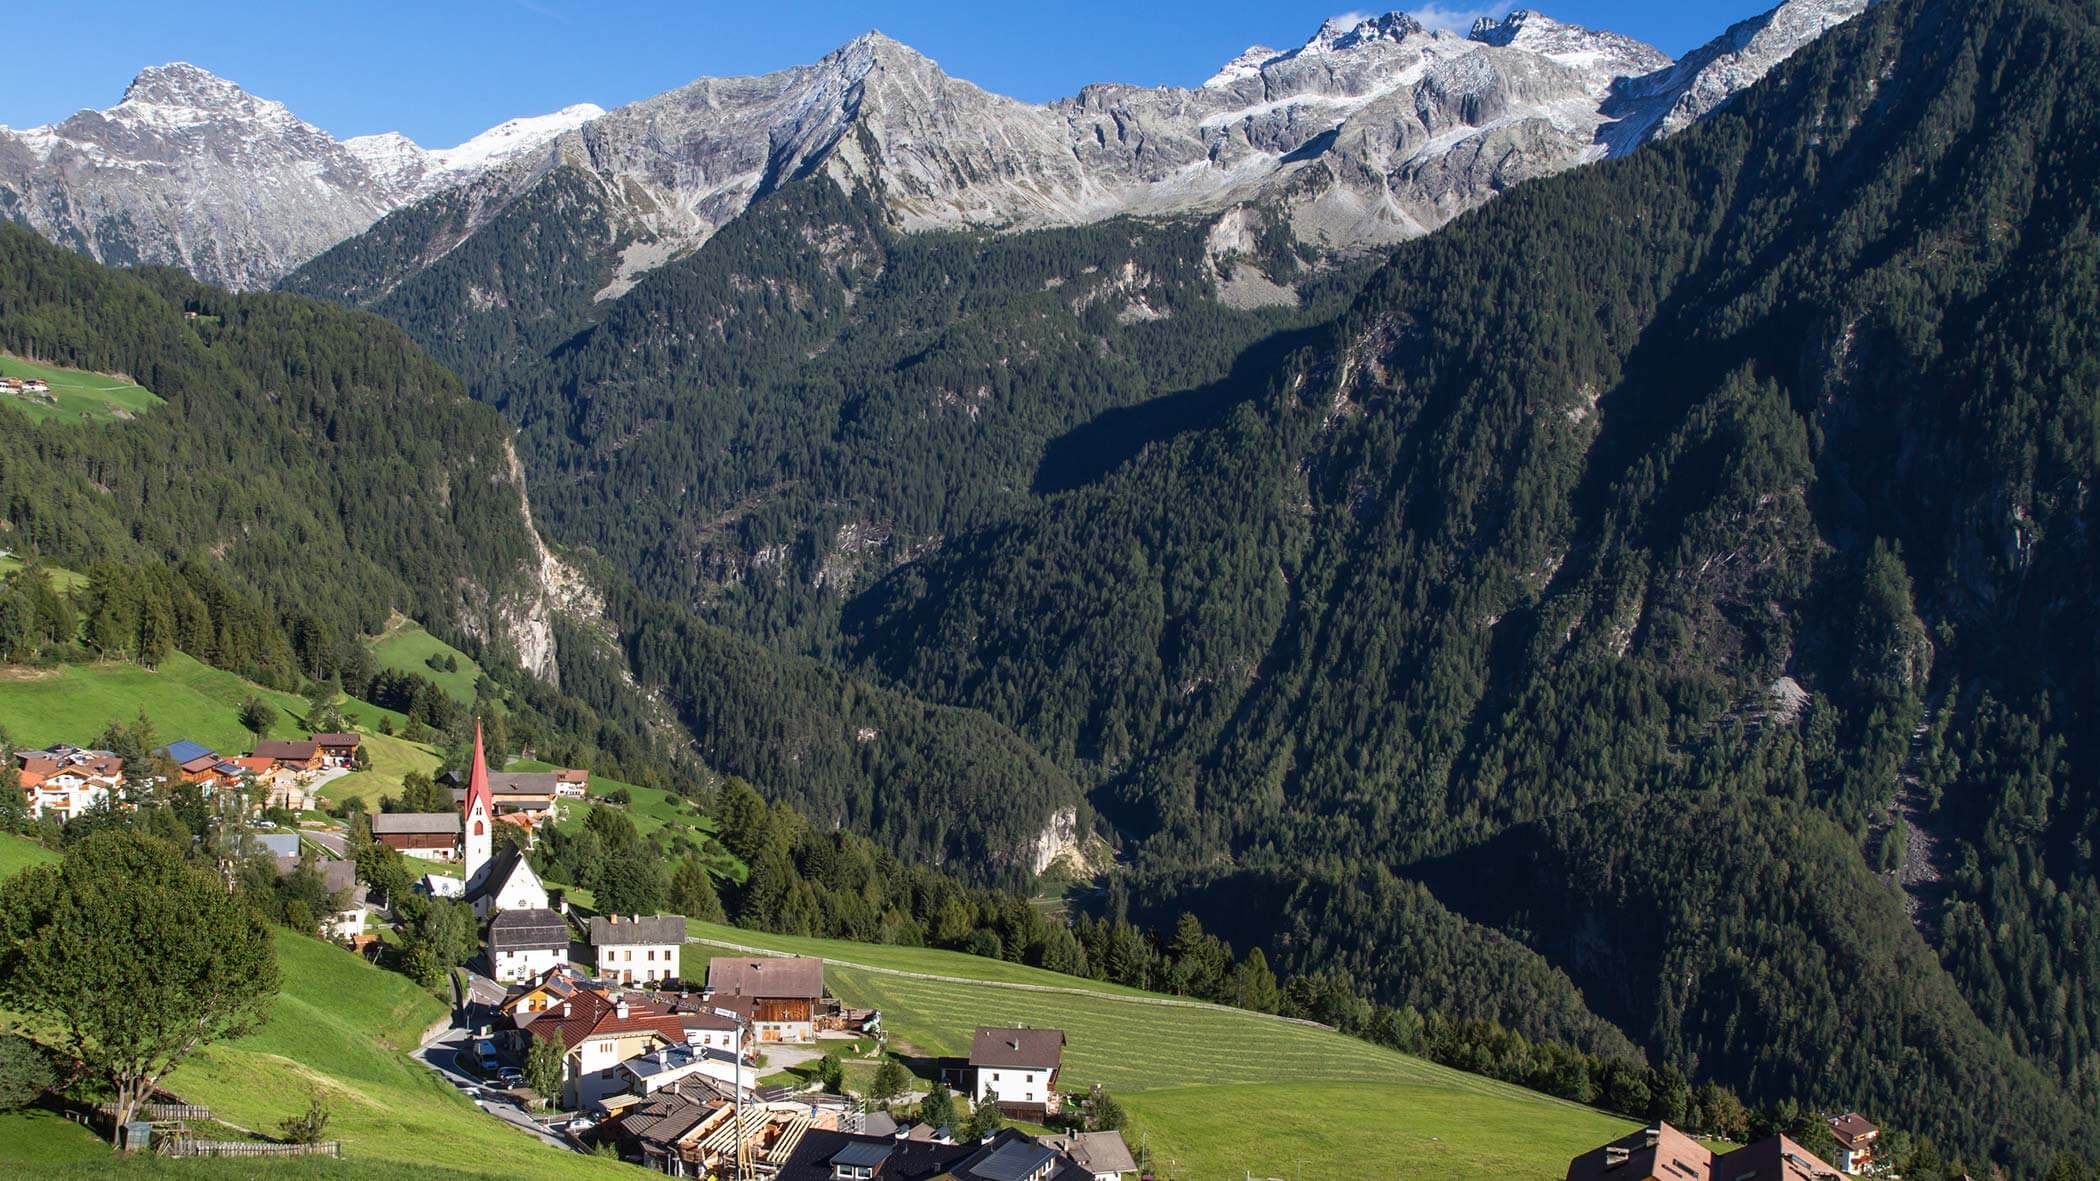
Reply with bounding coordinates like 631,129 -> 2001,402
462,718 -> 494,882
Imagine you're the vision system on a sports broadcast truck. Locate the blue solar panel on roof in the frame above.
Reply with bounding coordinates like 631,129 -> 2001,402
831,1140 -> 894,1168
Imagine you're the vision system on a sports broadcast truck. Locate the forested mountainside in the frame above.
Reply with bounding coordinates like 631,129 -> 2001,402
0,225 -> 1078,877
291,172 -> 1375,649
845,0 -> 2100,1166
0,223 -> 540,670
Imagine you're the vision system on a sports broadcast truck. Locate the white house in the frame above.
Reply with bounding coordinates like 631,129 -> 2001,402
529,990 -> 689,1110
969,1027 -> 1065,1120
15,747 -> 124,820
485,908 -> 570,984
589,914 -> 686,985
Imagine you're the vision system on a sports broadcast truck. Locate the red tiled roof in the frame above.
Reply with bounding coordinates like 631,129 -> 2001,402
529,988 -> 687,1051
1830,1113 -> 1879,1149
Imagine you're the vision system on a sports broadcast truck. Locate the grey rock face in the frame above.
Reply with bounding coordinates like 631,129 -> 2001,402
1601,0 -> 1876,149
338,2 -> 1871,299
0,64 -> 597,289
6,2 -> 1871,295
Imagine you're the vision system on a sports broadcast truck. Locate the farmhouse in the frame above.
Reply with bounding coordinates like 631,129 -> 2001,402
1830,1113 -> 1880,1173
486,907 -> 570,984
274,854 -> 370,940
970,1027 -> 1065,1119
1565,1123 -> 1844,1181
312,732 -> 361,767
250,739 -> 324,772
706,956 -> 825,1043
591,914 -> 686,985
555,768 -> 590,797
452,771 -> 560,823
528,987 -> 690,1110
371,811 -> 462,859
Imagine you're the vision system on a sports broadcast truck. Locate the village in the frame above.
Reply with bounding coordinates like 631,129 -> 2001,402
11,723 -> 1146,1180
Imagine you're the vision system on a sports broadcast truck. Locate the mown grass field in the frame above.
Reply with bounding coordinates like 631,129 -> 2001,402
686,921 -> 1633,1180
326,729 -> 444,810
0,353 -> 163,425
369,617 -> 487,708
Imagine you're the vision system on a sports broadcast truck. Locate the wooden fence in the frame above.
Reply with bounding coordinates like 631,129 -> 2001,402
158,1139 -> 343,1159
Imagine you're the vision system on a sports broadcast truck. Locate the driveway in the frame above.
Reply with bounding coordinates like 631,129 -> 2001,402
414,1022 -> 574,1152
303,828 -> 350,859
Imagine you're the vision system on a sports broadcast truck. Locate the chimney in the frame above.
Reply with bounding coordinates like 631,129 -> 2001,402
1606,1148 -> 1631,1169
1645,1128 -> 1660,1148
562,1001 -> 572,1018
615,999 -> 629,1019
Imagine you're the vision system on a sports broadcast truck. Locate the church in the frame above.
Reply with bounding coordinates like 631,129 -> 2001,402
457,722 -> 560,981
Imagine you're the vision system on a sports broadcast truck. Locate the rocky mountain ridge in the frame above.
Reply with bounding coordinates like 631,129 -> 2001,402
0,63 -> 597,289
5,4 -> 1872,297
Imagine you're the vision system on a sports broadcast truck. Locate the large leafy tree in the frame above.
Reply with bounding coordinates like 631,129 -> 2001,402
0,831 -> 279,1136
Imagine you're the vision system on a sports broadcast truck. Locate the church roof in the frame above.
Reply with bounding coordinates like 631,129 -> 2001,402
466,843 -> 541,904
463,720 -> 494,822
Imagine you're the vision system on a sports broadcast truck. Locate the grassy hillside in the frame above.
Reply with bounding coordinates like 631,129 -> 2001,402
369,618 -> 487,708
161,931 -> 630,1181
686,921 -> 1632,1179
0,352 -> 162,425
0,833 -> 54,879
0,651 -> 436,807
0,652 -> 401,752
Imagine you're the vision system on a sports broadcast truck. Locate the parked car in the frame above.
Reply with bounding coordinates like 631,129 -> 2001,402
473,1040 -> 500,1074
497,1067 -> 525,1088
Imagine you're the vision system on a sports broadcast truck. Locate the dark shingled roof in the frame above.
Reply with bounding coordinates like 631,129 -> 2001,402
774,1129 -> 1093,1181
251,739 -> 320,761
590,914 -> 688,946
370,812 -> 461,835
969,1027 -> 1065,1069
487,908 -> 570,951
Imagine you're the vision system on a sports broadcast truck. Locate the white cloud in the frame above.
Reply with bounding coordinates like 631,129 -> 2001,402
1407,1 -> 1517,33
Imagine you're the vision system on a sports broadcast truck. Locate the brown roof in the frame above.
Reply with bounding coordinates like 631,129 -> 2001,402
969,1027 -> 1065,1069
706,956 -> 824,1000
1567,1126 -> 1843,1181
1829,1113 -> 1878,1149
252,740 -> 320,761
1712,1136 -> 1844,1181
312,732 -> 361,748
1040,1131 -> 1136,1175
1565,1124 -> 1713,1181
530,988 -> 688,1050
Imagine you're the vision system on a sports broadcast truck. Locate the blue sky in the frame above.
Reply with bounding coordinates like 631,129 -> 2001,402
1,1 -> 1775,147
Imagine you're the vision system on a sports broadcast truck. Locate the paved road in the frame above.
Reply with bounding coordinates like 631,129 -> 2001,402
413,1023 -> 574,1152
303,829 -> 350,859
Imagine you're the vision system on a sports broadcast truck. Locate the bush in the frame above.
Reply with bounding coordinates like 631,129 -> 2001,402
279,1090 -> 330,1144
0,1034 -> 54,1111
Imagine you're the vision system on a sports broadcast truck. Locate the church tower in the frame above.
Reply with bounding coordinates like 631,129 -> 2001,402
461,719 -> 494,889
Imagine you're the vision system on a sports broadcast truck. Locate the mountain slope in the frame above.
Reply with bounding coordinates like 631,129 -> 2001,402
844,0 -> 2100,1166
0,65 -> 594,290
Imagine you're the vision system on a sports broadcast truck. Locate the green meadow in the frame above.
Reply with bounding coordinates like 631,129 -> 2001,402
0,353 -> 162,425
685,921 -> 1635,1180
369,617 -> 489,708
